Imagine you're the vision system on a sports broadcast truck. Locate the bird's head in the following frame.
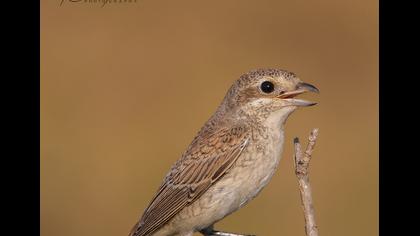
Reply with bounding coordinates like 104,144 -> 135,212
221,68 -> 319,123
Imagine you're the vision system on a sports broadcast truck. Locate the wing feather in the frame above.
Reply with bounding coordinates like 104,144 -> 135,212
129,125 -> 250,236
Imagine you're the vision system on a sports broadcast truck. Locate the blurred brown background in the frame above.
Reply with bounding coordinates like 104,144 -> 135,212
41,0 -> 378,236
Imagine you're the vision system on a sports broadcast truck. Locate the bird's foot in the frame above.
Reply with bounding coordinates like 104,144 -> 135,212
199,228 -> 255,236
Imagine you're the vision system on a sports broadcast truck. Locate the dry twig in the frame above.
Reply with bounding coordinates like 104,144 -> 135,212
293,128 -> 319,236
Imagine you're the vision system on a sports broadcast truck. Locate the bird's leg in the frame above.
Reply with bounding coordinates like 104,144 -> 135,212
199,225 -> 255,236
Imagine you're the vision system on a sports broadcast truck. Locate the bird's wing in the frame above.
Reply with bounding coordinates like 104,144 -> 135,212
130,125 -> 250,236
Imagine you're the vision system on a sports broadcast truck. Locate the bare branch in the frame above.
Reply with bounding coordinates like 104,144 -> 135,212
294,128 -> 319,236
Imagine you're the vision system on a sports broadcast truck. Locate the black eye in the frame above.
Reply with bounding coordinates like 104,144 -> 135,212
260,81 -> 275,93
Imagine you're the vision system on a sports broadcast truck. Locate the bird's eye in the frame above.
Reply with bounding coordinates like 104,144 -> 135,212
260,81 -> 275,93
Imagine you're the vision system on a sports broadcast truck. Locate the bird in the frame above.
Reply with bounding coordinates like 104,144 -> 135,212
128,68 -> 319,236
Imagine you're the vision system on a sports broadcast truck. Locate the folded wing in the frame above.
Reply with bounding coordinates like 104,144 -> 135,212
129,125 -> 250,236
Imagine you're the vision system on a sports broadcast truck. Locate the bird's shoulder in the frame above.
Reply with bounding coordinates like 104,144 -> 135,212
185,122 -> 250,158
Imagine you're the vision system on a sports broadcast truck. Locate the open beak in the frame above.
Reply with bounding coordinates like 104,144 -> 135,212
277,82 -> 319,107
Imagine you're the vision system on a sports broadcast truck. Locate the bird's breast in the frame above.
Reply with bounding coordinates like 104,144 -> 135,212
228,125 -> 285,207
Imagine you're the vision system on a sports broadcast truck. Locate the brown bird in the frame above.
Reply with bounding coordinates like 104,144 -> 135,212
129,68 -> 319,236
